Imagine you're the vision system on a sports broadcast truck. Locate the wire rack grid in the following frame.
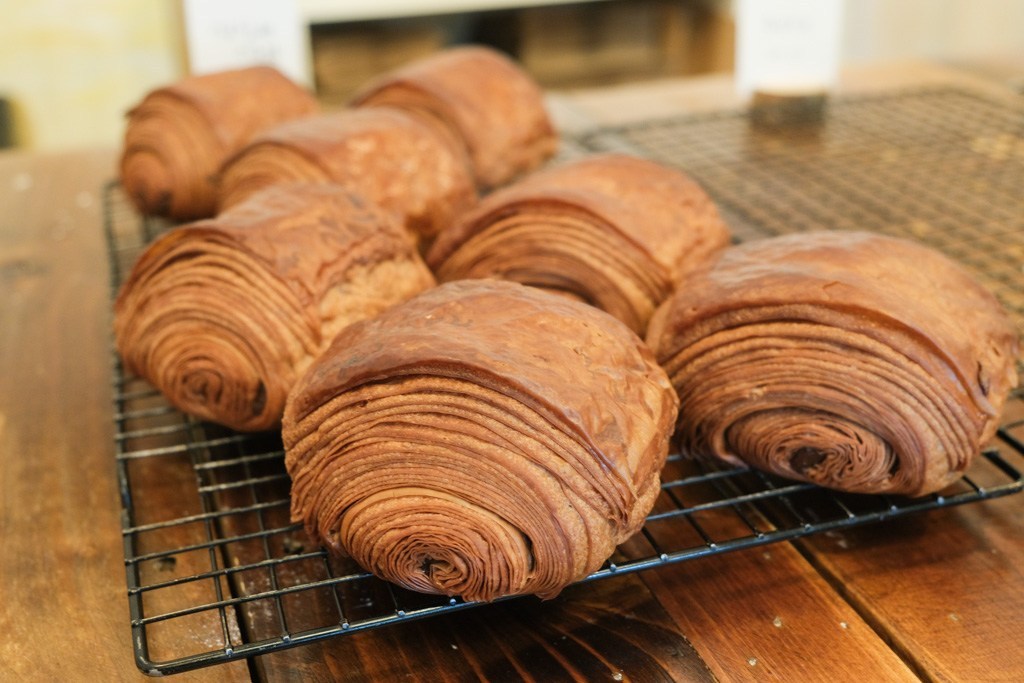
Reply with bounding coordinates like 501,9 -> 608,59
107,86 -> 1024,676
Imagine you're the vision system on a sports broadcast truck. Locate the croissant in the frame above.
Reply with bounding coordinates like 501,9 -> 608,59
647,231 -> 1019,496
284,279 -> 678,602
120,66 -> 319,220
351,45 -> 558,190
218,107 -> 477,243
115,184 -> 435,431
426,154 -> 731,334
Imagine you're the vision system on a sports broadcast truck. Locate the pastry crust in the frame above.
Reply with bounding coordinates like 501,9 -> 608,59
218,107 -> 477,243
120,66 -> 319,220
647,231 -> 1020,496
284,280 -> 678,601
427,154 -> 731,333
351,45 -> 558,190
115,184 -> 435,431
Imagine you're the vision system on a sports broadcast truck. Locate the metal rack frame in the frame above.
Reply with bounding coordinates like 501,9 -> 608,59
106,86 -> 1024,675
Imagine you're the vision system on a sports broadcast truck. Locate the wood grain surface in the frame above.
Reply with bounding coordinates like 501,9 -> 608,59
798,500 -> 1024,682
0,149 -> 250,681
252,576 -> 714,682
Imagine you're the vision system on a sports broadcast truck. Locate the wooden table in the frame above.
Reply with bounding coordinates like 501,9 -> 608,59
2,61 -> 1023,682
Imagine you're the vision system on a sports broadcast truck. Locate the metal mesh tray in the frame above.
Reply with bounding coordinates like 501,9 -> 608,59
107,86 -> 1024,676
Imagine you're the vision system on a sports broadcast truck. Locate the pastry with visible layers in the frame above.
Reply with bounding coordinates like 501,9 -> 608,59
120,66 -> 319,220
115,184 -> 435,431
647,231 -> 1019,496
351,45 -> 558,190
427,154 -> 731,333
284,280 -> 678,601
217,107 -> 477,244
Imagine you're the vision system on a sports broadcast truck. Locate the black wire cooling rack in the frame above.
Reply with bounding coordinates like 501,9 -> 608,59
107,86 -> 1024,676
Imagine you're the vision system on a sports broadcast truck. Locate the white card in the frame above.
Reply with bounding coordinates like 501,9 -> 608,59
736,0 -> 844,98
182,0 -> 311,85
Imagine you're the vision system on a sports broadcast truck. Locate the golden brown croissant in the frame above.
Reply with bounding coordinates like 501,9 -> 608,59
115,184 -> 435,431
120,66 -> 319,220
426,154 -> 731,334
284,279 -> 678,602
350,45 -> 558,190
647,231 -> 1019,496
217,107 -> 477,243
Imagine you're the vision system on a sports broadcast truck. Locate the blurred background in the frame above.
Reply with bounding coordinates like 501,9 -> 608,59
1,0 -> 1022,151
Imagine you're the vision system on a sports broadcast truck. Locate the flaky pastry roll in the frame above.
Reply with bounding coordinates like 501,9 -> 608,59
427,154 -> 730,333
217,107 -> 477,243
120,66 -> 319,220
647,231 -> 1019,496
285,280 -> 678,601
351,45 -> 558,190
115,184 -> 435,431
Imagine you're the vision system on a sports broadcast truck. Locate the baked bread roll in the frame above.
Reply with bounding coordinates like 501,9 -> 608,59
647,231 -> 1019,496
217,107 -> 477,243
351,45 -> 558,189
120,66 -> 319,220
427,154 -> 731,334
284,280 -> 678,602
115,184 -> 435,431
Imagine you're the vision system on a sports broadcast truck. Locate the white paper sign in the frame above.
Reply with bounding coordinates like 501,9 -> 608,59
183,0 -> 311,85
736,0 -> 844,98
